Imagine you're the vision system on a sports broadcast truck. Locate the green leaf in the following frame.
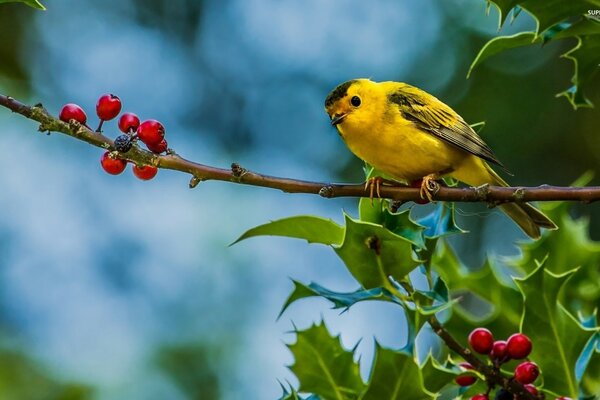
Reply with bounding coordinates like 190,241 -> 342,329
362,346 -> 435,400
473,5 -> 600,108
359,199 -> 427,249
432,241 -> 522,340
519,0 -> 600,33
335,214 -> 420,289
288,323 -> 365,400
278,280 -> 399,318
509,195 -> 600,316
581,333 -> 600,397
419,354 -> 458,394
487,0 -> 522,28
0,0 -> 45,9
514,263 -> 598,398
233,216 -> 344,246
467,32 -> 541,78
417,203 -> 466,239
557,27 -> 600,108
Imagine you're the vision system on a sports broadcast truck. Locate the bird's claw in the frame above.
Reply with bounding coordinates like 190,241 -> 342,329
365,177 -> 383,204
419,175 -> 440,202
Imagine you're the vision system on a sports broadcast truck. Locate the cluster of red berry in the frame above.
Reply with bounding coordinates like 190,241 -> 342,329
58,94 -> 169,181
455,328 -> 571,400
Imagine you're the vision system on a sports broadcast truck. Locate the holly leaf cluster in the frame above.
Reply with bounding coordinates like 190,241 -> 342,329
469,0 -> 600,108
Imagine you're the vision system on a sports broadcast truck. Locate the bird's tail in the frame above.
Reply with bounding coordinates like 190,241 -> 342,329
485,164 -> 557,239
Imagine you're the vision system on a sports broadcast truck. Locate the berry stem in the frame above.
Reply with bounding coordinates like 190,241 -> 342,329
96,119 -> 104,133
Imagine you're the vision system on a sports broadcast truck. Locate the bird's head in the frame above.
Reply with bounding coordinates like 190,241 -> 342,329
324,79 -> 380,133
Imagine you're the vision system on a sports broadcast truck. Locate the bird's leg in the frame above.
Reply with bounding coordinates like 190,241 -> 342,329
365,176 -> 383,202
364,176 -> 398,203
419,174 -> 441,202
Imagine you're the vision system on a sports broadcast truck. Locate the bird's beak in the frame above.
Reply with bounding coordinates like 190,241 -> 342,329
330,113 -> 347,126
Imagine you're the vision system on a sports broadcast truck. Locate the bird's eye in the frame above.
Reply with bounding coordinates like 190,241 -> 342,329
350,96 -> 361,107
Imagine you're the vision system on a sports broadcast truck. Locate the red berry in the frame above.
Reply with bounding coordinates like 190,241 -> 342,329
514,361 -> 539,384
507,333 -> 532,359
100,151 -> 127,175
96,94 -> 122,121
137,119 -> 165,146
490,340 -> 509,361
132,164 -> 158,181
146,138 -> 168,154
514,384 -> 538,400
471,395 -> 488,400
468,328 -> 494,354
118,112 -> 140,133
59,103 -> 87,124
523,384 -> 538,395
455,362 -> 476,386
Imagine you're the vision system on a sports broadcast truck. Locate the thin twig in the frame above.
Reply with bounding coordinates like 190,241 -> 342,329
1,93 -> 598,205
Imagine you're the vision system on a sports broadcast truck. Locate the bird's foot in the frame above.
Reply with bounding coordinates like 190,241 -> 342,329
419,174 -> 440,203
365,176 -> 384,203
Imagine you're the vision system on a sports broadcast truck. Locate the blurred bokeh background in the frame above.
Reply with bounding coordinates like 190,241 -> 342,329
0,0 -> 598,399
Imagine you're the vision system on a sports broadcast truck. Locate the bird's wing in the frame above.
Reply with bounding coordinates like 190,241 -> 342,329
388,85 -> 507,171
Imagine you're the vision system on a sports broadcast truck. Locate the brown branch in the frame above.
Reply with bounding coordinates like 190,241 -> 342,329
1,93 -> 598,205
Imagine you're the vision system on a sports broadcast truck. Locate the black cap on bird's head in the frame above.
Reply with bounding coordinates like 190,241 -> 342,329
325,79 -> 362,126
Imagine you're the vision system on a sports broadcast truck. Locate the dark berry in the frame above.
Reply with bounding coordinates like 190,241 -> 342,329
132,164 -> 158,181
490,340 -> 509,362
471,395 -> 488,400
146,138 -> 168,154
514,361 -> 539,385
137,119 -> 165,145
455,362 -> 476,386
468,328 -> 494,354
118,112 -> 140,133
96,94 -> 122,121
114,135 -> 133,153
494,389 -> 512,400
507,333 -> 532,359
100,151 -> 127,175
59,103 -> 87,124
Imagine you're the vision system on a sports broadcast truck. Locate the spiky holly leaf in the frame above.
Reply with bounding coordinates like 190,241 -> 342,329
359,199 -> 427,249
417,203 -> 466,240
362,346 -> 435,400
432,240 -> 522,340
288,323 -> 364,400
420,355 -> 458,394
509,199 -> 600,317
514,263 -> 598,398
334,215 -> 419,289
233,215 -> 344,245
278,280 -> 399,318
0,0 -> 45,10
473,3 -> 600,108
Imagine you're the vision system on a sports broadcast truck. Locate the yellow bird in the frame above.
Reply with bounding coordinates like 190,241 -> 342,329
324,78 -> 557,239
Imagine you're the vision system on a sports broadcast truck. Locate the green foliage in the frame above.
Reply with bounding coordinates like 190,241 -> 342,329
0,349 -> 93,400
233,215 -> 344,245
156,343 -> 222,400
335,215 -> 419,289
287,324 -> 457,400
472,1 -> 600,108
515,263 -> 598,398
241,189 -> 600,398
0,0 -> 45,10
287,323 -> 365,400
